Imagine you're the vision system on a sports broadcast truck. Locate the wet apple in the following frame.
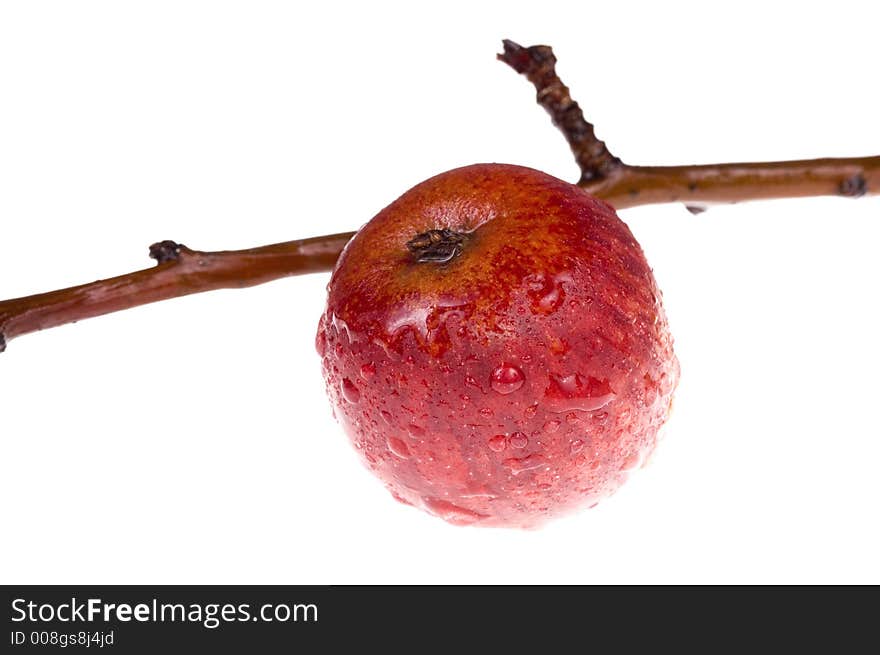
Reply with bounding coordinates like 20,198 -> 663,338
317,164 -> 678,527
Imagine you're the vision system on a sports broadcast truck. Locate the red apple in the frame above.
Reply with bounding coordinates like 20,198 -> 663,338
316,164 -> 678,527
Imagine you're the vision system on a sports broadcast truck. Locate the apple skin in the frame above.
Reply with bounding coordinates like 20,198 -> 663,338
316,163 -> 678,527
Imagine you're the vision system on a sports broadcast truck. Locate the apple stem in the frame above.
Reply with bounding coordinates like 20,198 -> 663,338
0,40 -> 878,351
406,229 -> 468,264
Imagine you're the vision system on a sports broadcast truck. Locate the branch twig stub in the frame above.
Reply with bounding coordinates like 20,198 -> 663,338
498,39 -> 623,184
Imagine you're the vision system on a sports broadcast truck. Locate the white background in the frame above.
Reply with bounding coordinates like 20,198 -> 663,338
1,1 -> 878,584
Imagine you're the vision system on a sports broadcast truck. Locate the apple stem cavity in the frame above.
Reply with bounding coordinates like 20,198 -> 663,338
406,229 -> 468,264
0,39 -> 878,351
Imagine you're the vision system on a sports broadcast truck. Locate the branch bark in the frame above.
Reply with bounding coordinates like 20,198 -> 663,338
497,39 -> 622,184
0,233 -> 353,351
590,158 -> 879,210
496,40 -> 878,209
1,40 -> 877,351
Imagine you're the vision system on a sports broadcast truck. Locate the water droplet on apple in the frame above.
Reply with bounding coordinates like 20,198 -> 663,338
537,286 -> 564,313
542,419 -> 561,434
384,303 -> 430,341
407,423 -> 426,439
386,436 -> 411,459
341,378 -> 361,404
422,498 -> 486,525
360,362 -> 376,379
461,487 -> 497,500
380,410 -> 393,424
525,272 -> 570,314
490,363 -> 525,394
503,454 -> 548,475
548,336 -> 568,355
570,439 -> 585,455
643,373 -> 660,405
388,489 -> 413,506
487,435 -> 507,452
479,407 -> 494,418
315,331 -> 327,356
509,432 -> 529,449
465,375 -> 483,392
543,373 -> 615,412
330,313 -> 354,342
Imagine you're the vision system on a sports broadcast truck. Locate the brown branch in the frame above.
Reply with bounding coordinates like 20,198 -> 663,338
496,39 -> 878,209
1,39 -> 877,351
498,39 -> 622,183
591,158 -> 879,210
0,233 -> 353,351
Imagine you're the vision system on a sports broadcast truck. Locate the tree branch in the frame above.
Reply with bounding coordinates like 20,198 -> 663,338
1,40 -> 877,351
591,158 -> 879,210
0,233 -> 353,351
496,39 -> 878,209
497,39 -> 623,184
